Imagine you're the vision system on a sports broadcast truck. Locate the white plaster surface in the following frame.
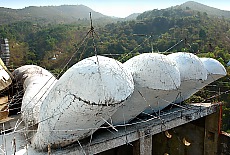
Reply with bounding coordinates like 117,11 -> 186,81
167,52 -> 208,103
13,65 -> 57,127
6,54 -> 226,152
0,103 -> 218,155
176,57 -> 228,103
22,75 -> 57,126
200,57 -> 227,84
12,65 -> 54,84
167,52 -> 207,81
32,55 -> 134,150
111,53 -> 181,125
124,53 -> 180,90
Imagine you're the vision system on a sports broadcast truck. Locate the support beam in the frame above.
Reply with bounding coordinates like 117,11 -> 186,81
133,131 -> 152,155
0,103 -> 220,155
204,104 -> 220,155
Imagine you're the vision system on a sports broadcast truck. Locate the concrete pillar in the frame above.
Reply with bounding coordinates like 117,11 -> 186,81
133,131 -> 152,155
204,105 -> 220,155
217,132 -> 230,155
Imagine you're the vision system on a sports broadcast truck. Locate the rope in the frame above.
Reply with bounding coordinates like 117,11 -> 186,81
0,13 -> 228,154
163,39 -> 184,53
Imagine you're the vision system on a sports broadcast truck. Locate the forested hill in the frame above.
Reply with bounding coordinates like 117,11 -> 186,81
0,5 -> 110,25
178,1 -> 230,18
3,6 -> 230,68
1,1 -> 230,25
125,13 -> 141,20
0,1 -> 230,132
138,1 -> 230,20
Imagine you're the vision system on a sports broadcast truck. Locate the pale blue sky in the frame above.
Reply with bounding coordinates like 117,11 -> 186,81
0,0 -> 230,18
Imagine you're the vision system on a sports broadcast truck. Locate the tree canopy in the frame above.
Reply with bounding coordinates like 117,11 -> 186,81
1,6 -> 230,132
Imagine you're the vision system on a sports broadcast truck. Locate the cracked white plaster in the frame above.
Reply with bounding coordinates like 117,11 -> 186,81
32,55 -> 134,150
13,65 -> 57,127
111,53 -> 181,125
167,52 -> 208,103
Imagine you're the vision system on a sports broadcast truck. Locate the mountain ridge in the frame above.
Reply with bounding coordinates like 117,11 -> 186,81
1,1 -> 230,26
176,1 -> 230,18
0,5 -> 110,25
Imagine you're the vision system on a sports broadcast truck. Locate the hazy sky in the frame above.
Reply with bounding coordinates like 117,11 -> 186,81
0,0 -> 230,18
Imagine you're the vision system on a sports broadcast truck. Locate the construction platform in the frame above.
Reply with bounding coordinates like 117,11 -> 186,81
0,103 -> 221,155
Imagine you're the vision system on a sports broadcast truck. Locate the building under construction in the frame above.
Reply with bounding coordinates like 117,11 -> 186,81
0,39 -> 229,155
0,102 -> 229,155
